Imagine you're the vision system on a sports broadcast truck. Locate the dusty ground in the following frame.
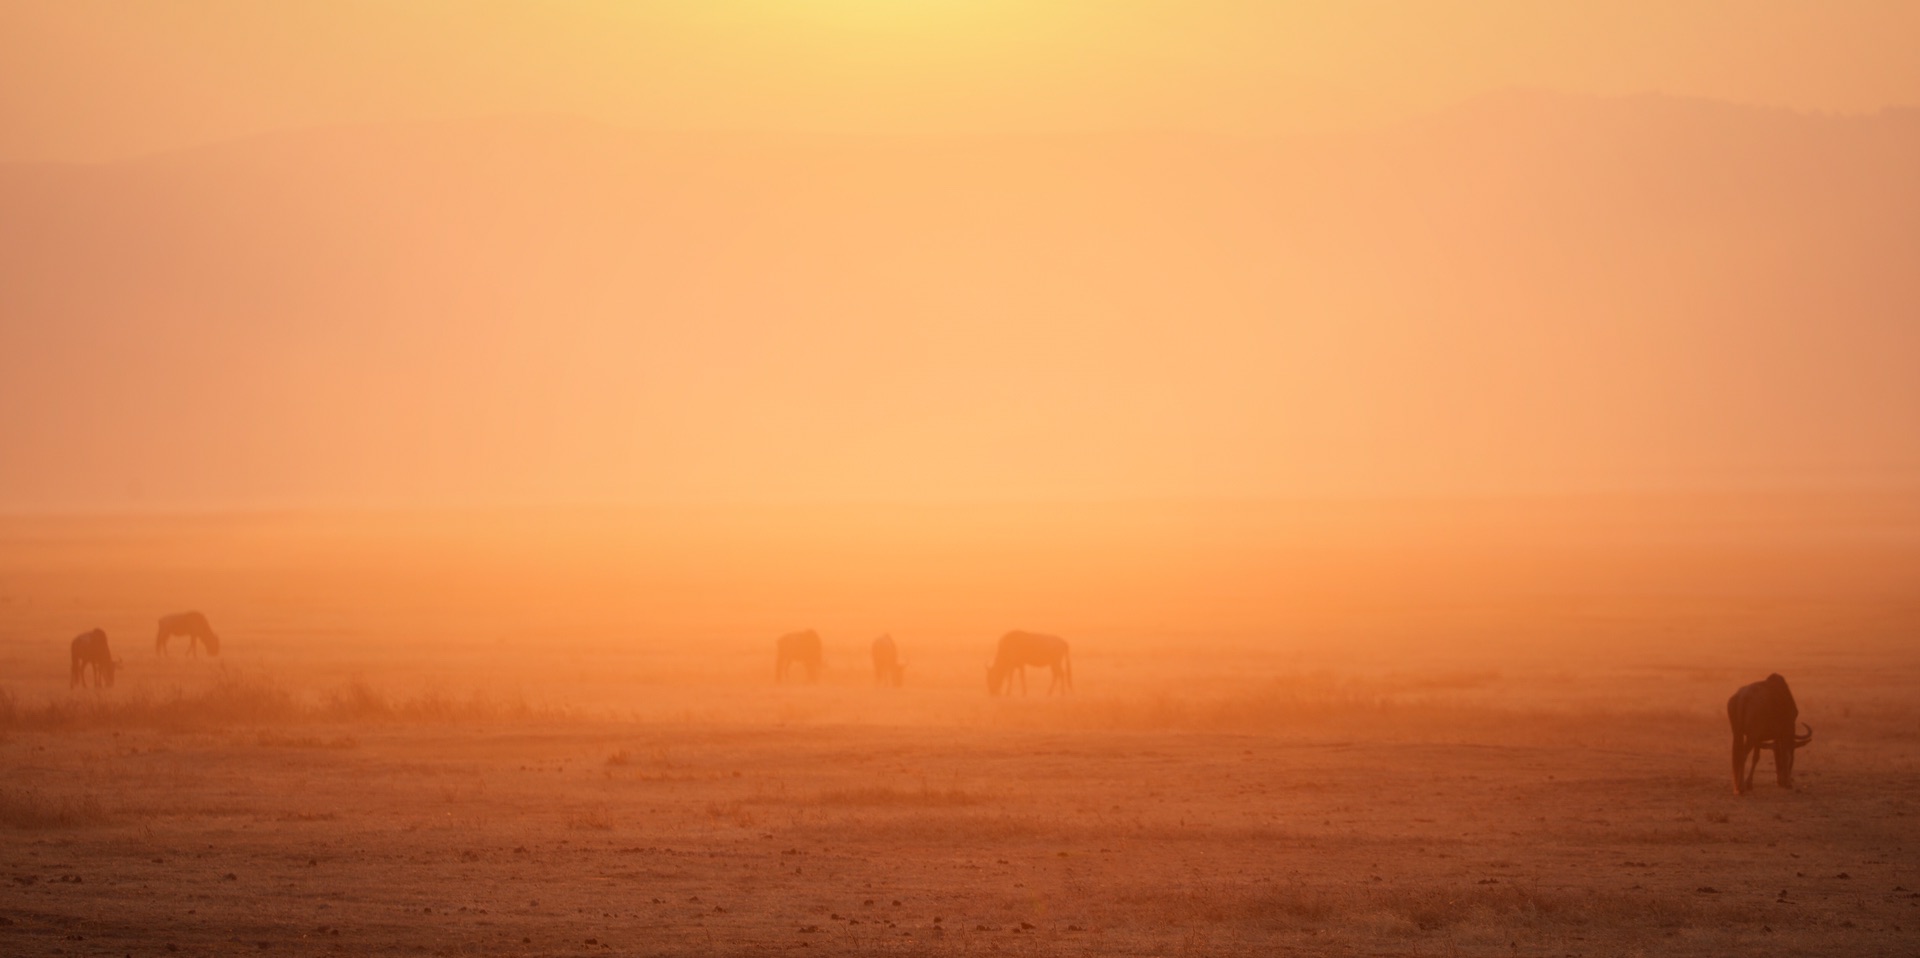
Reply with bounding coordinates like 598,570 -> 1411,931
6,656 -> 1919,957
3,504 -> 1919,956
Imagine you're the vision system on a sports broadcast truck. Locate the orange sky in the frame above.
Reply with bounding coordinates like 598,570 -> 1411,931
4,2 -> 1920,161
2,4 -> 1919,512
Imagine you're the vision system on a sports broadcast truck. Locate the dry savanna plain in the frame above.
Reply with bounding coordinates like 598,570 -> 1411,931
3,498 -> 1919,957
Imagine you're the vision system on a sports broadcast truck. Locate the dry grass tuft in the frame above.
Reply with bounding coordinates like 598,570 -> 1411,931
16,670 -> 301,729
990,675 -> 1713,750
567,808 -> 616,831
803,810 -> 1069,843
256,731 -> 358,749
316,679 -> 549,723
273,810 -> 340,822
1608,823 -> 1745,845
0,671 -> 558,731
811,785 -> 988,808
1130,879 -> 1723,935
0,787 -> 112,829
704,801 -> 756,828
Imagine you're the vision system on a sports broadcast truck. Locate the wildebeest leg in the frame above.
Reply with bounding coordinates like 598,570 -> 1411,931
1732,734 -> 1751,794
1745,745 -> 1764,793
1773,743 -> 1794,789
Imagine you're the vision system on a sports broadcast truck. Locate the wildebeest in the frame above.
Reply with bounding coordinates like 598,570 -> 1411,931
776,630 -> 823,683
70,629 -> 120,689
156,610 -> 220,656
871,633 -> 903,687
987,631 -> 1072,696
1728,673 -> 1813,794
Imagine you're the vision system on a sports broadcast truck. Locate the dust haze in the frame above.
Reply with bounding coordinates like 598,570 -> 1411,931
7,496 -> 1919,954
6,101 -> 1920,508
6,5 -> 1920,956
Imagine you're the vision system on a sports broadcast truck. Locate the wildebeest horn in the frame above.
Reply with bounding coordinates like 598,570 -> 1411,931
1793,722 -> 1812,747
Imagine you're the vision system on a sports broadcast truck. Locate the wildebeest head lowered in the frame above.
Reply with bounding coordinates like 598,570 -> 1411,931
986,631 -> 1072,697
156,611 -> 220,657
70,628 -> 121,689
776,630 -> 824,684
1727,673 -> 1813,794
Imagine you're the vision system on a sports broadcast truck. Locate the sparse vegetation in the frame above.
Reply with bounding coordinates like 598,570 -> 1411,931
991,677 -> 1711,747
0,671 -> 558,731
0,510 -> 1911,956
566,808 -> 616,831
0,787 -> 111,829
1122,878 -> 1731,937
810,784 -> 987,807
703,801 -> 755,828
0,668 -> 1908,955
255,731 -> 359,749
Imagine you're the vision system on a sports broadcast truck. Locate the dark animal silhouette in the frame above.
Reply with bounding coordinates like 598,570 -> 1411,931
871,633 -> 903,687
156,611 -> 220,656
987,631 -> 1072,696
776,630 -> 823,683
1728,673 -> 1813,794
70,629 -> 120,689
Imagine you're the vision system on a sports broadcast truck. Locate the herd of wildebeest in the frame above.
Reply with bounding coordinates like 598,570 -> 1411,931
60,615 -> 1810,795
66,610 -> 221,688
773,628 -> 1072,697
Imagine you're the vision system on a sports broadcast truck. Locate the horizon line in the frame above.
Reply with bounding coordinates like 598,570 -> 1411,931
9,87 -> 1920,168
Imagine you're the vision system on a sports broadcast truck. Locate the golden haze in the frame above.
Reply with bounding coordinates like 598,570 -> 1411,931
3,4 -> 1920,955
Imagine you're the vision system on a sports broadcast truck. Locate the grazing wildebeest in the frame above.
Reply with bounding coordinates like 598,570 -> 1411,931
70,629 -> 120,689
1728,673 -> 1813,794
776,630 -> 823,683
156,611 -> 220,657
871,633 -> 903,687
987,631 -> 1071,696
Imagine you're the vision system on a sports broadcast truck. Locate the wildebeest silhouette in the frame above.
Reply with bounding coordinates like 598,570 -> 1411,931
987,631 -> 1072,696
156,611 -> 220,656
1728,673 -> 1813,794
776,630 -> 823,683
871,633 -> 903,687
70,629 -> 120,689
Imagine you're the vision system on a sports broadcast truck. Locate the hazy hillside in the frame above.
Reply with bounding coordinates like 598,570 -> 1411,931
3,93 -> 1917,509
